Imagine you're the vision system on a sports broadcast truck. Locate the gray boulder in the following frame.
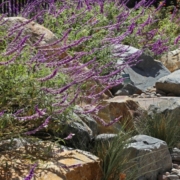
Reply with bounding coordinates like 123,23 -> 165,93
148,97 -> 180,117
110,45 -> 170,95
58,113 -> 93,150
156,70 -> 180,96
94,134 -> 118,149
74,105 -> 98,137
127,135 -> 172,180
95,133 -> 117,144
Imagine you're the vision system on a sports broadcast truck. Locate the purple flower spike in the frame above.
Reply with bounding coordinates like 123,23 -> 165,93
64,133 -> 75,140
76,0 -> 83,10
0,111 -> 4,117
24,163 -> 37,180
37,68 -> 58,82
15,107 -> 46,121
25,116 -> 51,135
174,35 -> 180,45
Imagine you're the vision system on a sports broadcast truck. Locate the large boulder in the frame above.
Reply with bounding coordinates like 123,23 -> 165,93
97,96 -> 141,133
3,17 -> 57,46
58,113 -> 93,150
74,105 -> 98,137
110,45 -> 170,95
160,48 -> 180,72
0,141 -> 102,180
156,70 -> 180,96
2,17 -> 68,61
127,135 -> 172,180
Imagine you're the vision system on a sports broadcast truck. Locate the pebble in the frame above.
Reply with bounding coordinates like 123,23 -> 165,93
132,94 -> 139,98
145,94 -> 151,98
173,164 -> 179,169
130,87 -> 178,99
156,93 -> 162,97
171,168 -> 179,174
140,93 -> 146,98
159,152 -> 180,180
150,94 -> 156,98
166,174 -> 179,180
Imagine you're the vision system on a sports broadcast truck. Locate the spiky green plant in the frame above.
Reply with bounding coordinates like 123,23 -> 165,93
93,131 -> 136,180
135,112 -> 180,149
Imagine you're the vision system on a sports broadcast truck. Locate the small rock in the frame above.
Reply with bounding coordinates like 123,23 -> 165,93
140,93 -> 146,98
149,87 -> 156,92
132,94 -> 139,98
156,93 -> 162,97
95,134 -> 117,143
171,148 -> 180,161
150,94 -> 157,98
166,174 -> 179,180
171,168 -> 180,174
145,94 -> 151,98
145,92 -> 151,95
173,164 -> 179,169
150,92 -> 156,95
166,172 -> 170,175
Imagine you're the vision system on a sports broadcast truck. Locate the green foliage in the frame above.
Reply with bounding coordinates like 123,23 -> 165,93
40,3 -> 180,67
0,27 -> 74,140
42,1 -> 121,67
93,132 -> 136,180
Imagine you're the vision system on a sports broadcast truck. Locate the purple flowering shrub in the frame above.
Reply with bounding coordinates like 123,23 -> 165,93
122,5 -> 180,57
0,0 -> 178,142
22,0 -> 180,63
0,0 -> 179,179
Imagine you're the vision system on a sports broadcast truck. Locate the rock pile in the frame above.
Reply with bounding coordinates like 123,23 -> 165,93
158,163 -> 180,180
158,147 -> 180,180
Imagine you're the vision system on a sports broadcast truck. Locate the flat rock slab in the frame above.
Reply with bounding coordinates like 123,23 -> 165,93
133,97 -> 176,110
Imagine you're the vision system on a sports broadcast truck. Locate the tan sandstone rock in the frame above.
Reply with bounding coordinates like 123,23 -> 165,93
3,17 -> 68,61
3,17 -> 57,45
0,142 -> 102,180
160,48 -> 180,72
97,96 -> 140,133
